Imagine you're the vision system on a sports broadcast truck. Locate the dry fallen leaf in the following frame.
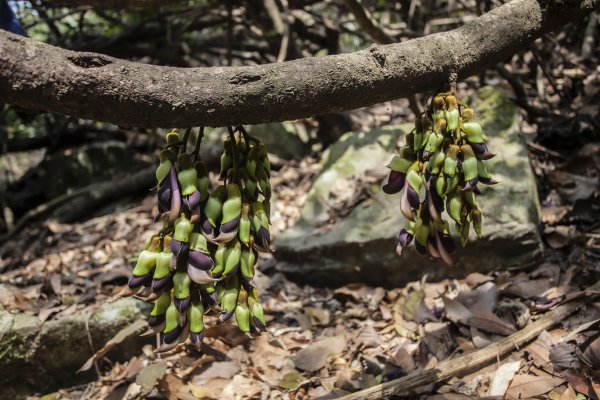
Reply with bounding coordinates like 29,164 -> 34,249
487,360 -> 521,396
403,290 -> 436,323
135,361 -> 167,398
0,283 -> 32,311
561,368 -> 596,398
442,295 -> 472,325
278,371 -> 304,390
294,336 -> 346,372
506,373 -> 565,398
191,361 -> 241,383
468,311 -> 517,336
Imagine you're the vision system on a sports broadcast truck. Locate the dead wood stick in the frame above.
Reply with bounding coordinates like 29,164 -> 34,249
338,283 -> 599,400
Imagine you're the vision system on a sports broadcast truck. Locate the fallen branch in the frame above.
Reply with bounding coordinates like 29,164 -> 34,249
0,166 -> 155,243
0,0 -> 597,128
338,280 -> 600,400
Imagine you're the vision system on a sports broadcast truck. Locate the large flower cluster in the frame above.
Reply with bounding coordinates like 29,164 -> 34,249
383,93 -> 497,265
121,127 -> 270,352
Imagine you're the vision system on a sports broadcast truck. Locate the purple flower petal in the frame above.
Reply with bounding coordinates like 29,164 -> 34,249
151,274 -> 173,293
168,167 -> 182,222
128,274 -> 152,289
400,182 -> 414,221
148,314 -> 166,328
188,264 -> 217,284
189,251 -> 214,270
174,297 -> 191,313
222,217 -> 241,234
462,177 -> 479,192
383,171 -> 406,194
396,229 -> 414,255
406,185 -> 420,209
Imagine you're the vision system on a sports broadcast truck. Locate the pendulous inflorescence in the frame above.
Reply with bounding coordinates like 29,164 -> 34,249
383,92 -> 498,265
121,127 -> 270,353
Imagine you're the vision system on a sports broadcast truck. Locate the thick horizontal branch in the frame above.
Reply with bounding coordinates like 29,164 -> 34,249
0,0 -> 598,128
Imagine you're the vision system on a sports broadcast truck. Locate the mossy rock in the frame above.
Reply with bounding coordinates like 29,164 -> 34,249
274,87 -> 542,287
249,122 -> 310,159
0,298 -> 151,399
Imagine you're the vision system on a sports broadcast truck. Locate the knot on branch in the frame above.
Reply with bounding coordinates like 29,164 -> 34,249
228,72 -> 264,85
368,44 -> 386,68
67,54 -> 113,69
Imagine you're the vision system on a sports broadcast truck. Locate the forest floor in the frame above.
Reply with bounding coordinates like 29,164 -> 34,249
1,117 -> 599,399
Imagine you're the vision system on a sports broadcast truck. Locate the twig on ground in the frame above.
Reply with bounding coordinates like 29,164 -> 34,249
338,280 -> 600,400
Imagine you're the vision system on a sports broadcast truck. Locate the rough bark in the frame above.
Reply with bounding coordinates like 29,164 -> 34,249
0,0 -> 598,128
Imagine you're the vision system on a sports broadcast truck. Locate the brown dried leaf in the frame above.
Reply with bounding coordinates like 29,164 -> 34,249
334,283 -> 373,303
442,295 -> 472,325
355,325 -> 384,349
294,336 -> 346,372
561,368 -> 595,398
0,283 -> 32,311
465,272 -> 494,288
506,373 -> 565,398
579,331 -> 600,369
468,311 -> 516,336
503,278 -> 552,299
191,361 -> 240,383
135,361 -> 167,397
403,290 -> 436,323
305,307 -> 331,327
457,282 -> 497,313
550,341 -> 580,370
526,331 -> 553,371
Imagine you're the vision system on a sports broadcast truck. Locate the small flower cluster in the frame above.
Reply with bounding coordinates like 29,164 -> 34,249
383,93 -> 497,265
121,127 -> 270,353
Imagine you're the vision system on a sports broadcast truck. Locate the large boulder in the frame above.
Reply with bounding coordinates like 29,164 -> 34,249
0,298 -> 151,398
274,87 -> 543,287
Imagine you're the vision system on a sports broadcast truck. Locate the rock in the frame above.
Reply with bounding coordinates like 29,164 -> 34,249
1,298 -> 151,399
249,122 -> 310,159
275,87 -> 542,287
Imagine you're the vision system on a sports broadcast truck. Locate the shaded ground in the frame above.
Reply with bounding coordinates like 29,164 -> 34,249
1,115 -> 599,398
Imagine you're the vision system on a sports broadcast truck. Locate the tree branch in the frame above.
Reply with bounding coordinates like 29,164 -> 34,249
0,0 -> 597,128
343,0 -> 394,44
41,0 -> 181,10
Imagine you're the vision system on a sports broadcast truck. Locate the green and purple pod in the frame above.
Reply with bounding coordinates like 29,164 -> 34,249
156,304 -> 189,353
142,291 -> 171,336
395,226 -> 414,256
125,237 -> 161,294
188,301 -> 205,351
187,232 -> 216,285
383,150 -> 412,195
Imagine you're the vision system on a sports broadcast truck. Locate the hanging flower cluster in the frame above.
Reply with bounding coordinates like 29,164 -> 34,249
383,93 -> 498,265
121,127 -> 271,352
